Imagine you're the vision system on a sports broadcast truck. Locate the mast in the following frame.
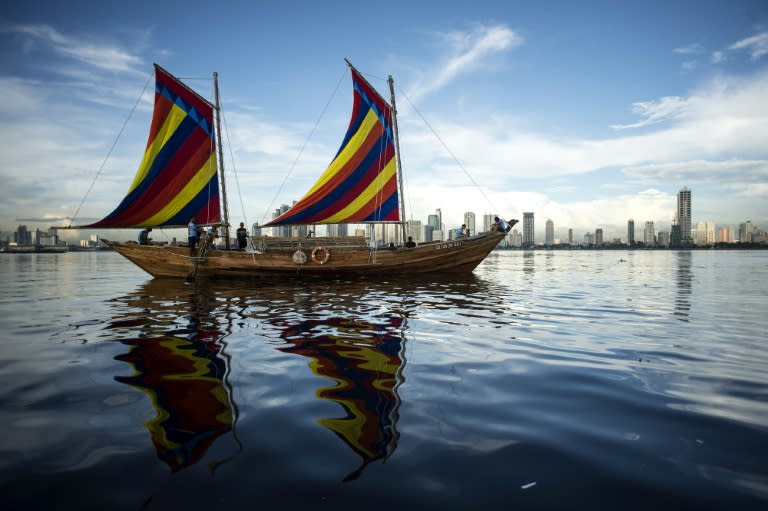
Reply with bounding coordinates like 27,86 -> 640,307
388,75 -> 407,245
213,71 -> 231,249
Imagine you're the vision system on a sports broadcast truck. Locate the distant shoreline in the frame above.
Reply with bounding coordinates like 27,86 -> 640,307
495,244 -> 767,251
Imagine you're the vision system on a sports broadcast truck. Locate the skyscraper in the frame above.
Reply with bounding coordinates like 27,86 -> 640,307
644,221 -> 655,245
627,219 -> 635,246
545,219 -> 554,246
523,212 -> 535,247
677,187 -> 692,242
464,212 -> 476,236
483,214 -> 495,233
595,228 -> 603,246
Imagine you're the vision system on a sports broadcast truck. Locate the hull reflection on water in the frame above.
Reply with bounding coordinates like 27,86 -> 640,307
275,315 -> 406,482
107,281 -> 238,473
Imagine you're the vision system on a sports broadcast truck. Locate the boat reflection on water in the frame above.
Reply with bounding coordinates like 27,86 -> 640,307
274,313 -> 406,482
107,281 -> 239,473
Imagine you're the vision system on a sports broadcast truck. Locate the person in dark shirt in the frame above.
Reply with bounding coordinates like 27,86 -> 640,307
138,228 -> 152,245
188,217 -> 198,256
236,222 -> 248,250
405,236 -> 416,248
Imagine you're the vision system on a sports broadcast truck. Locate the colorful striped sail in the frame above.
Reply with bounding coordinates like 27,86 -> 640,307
84,64 -> 221,228
267,67 -> 399,226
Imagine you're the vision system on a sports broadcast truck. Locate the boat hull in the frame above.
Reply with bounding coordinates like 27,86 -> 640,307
102,232 -> 505,279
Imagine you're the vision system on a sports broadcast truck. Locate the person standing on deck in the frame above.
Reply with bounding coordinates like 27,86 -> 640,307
188,217 -> 198,256
236,222 -> 248,250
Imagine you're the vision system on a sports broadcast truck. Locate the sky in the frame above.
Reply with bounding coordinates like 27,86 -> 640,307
1,0 -> 767,243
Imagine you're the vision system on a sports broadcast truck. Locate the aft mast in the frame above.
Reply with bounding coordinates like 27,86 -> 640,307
388,75 -> 407,245
213,71 -> 231,249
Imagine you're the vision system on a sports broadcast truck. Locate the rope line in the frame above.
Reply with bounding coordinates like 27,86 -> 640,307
396,84 -> 501,216
69,71 -> 154,226
218,101 -> 248,230
262,65 -> 349,225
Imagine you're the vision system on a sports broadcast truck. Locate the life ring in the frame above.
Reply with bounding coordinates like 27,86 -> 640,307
292,249 -> 307,265
311,246 -> 330,265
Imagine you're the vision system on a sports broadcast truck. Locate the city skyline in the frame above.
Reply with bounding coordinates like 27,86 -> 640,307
1,1 -> 767,237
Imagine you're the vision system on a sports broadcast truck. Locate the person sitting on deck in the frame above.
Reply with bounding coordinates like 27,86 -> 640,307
455,224 -> 468,239
138,228 -> 152,245
388,242 -> 397,250
405,236 -> 416,248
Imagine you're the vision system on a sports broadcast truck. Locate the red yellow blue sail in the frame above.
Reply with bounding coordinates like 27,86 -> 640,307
267,67 -> 399,226
84,64 -> 221,228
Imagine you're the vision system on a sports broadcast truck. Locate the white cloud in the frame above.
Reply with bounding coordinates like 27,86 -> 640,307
622,159 -> 768,184
728,31 -> 768,60
682,60 -> 697,71
391,70 -> 768,188
610,96 -> 688,130
3,23 -> 144,74
407,24 -> 523,102
673,43 -> 703,55
711,51 -> 726,63
736,183 -> 768,198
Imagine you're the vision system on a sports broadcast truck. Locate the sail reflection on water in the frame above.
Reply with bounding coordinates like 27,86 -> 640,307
108,282 -> 237,473
275,314 -> 406,481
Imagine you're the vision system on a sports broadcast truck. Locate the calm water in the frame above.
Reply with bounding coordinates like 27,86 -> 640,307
0,249 -> 766,510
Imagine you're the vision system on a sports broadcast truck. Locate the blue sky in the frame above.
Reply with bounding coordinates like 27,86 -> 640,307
1,0 -> 767,242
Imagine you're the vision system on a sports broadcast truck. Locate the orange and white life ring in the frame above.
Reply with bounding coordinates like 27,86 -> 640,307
311,246 -> 330,265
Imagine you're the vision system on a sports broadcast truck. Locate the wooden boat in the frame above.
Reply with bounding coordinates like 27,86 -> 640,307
78,62 -> 510,279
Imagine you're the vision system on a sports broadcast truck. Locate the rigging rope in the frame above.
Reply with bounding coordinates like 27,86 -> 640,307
218,101 -> 248,230
262,65 -> 348,225
395,84 -> 503,218
69,71 -> 154,226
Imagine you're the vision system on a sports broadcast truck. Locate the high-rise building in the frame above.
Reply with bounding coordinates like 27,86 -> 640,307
627,219 -> 635,246
427,214 -> 440,231
272,204 -> 291,237
405,220 -> 423,243
595,228 -> 603,246
719,226 -> 730,243
644,221 -> 655,245
694,221 -> 707,245
523,212 -> 535,247
483,214 -> 495,233
568,228 -> 573,245
464,212 -> 476,236
677,187 -> 692,242
14,225 -> 31,245
739,221 -> 756,243
327,224 -> 348,237
670,224 -> 682,247
545,219 -> 554,246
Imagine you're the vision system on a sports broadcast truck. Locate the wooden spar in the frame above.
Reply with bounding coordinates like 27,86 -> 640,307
213,71 -> 231,249
388,75 -> 407,245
